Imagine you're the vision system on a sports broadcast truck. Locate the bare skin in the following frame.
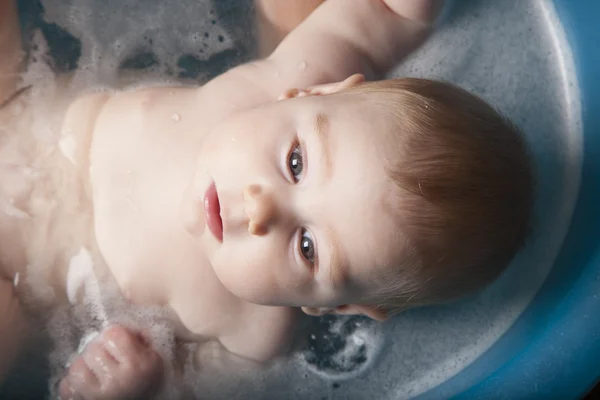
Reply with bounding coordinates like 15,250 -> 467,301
255,0 -> 326,57
58,325 -> 163,400
0,0 -> 443,398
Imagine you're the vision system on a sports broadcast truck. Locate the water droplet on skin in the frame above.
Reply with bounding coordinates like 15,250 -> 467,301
171,113 -> 181,122
13,272 -> 19,287
297,61 -> 307,70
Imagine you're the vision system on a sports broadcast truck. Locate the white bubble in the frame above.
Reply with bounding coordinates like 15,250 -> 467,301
66,247 -> 95,305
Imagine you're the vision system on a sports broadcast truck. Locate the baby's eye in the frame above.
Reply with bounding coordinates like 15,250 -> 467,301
300,229 -> 315,264
288,143 -> 304,183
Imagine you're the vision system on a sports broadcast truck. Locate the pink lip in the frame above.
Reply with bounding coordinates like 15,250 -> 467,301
204,182 -> 223,242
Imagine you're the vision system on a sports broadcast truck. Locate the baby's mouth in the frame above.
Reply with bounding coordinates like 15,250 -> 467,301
204,181 -> 223,242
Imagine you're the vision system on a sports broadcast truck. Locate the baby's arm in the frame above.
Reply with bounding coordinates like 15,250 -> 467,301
259,0 -> 443,94
255,0 -> 325,57
0,0 -> 24,105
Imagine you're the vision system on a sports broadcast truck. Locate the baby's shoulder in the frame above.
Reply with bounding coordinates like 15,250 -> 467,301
197,58 -> 324,115
61,90 -> 111,152
197,62 -> 276,113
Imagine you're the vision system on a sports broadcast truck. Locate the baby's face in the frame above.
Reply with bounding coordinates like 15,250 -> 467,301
182,93 -> 405,314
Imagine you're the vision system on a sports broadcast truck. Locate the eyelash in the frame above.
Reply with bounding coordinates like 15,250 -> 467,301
286,141 -> 316,267
299,228 -> 316,267
287,141 -> 304,183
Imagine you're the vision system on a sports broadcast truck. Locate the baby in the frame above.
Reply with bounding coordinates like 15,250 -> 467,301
0,0 -> 534,398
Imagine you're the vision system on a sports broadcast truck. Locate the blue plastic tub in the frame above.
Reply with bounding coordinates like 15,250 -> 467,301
419,1 -> 600,399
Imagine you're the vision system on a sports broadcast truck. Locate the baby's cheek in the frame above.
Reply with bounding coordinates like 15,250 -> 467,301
211,139 -> 256,175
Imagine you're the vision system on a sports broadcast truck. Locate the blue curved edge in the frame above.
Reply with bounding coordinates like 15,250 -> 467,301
416,1 -> 600,399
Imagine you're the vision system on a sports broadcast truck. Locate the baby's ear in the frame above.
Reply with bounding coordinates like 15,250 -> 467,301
331,304 -> 389,322
278,73 -> 365,100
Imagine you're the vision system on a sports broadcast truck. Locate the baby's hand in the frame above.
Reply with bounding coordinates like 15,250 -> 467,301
58,325 -> 163,400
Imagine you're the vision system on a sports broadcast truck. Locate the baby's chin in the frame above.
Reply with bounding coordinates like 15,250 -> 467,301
210,265 -> 272,305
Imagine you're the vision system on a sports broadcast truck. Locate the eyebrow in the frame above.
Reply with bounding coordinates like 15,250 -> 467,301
325,225 -> 347,289
313,113 -> 332,181
313,114 -> 345,288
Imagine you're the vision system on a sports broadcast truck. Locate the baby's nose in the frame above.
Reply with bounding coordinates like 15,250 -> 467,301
244,184 -> 277,236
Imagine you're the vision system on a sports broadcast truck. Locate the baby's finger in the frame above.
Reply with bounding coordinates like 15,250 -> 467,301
58,376 -> 81,400
101,325 -> 146,364
278,88 -> 298,100
81,340 -> 119,388
277,88 -> 308,100
306,73 -> 365,95
64,355 -> 100,398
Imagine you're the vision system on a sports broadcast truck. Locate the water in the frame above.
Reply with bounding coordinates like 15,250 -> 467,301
20,0 -> 254,87
2,0 -> 581,399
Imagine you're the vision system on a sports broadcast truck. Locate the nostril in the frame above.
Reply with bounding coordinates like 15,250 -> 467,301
248,221 -> 267,236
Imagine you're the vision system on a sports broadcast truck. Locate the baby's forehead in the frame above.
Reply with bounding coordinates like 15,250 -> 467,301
332,186 -> 406,276
330,96 -> 404,162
